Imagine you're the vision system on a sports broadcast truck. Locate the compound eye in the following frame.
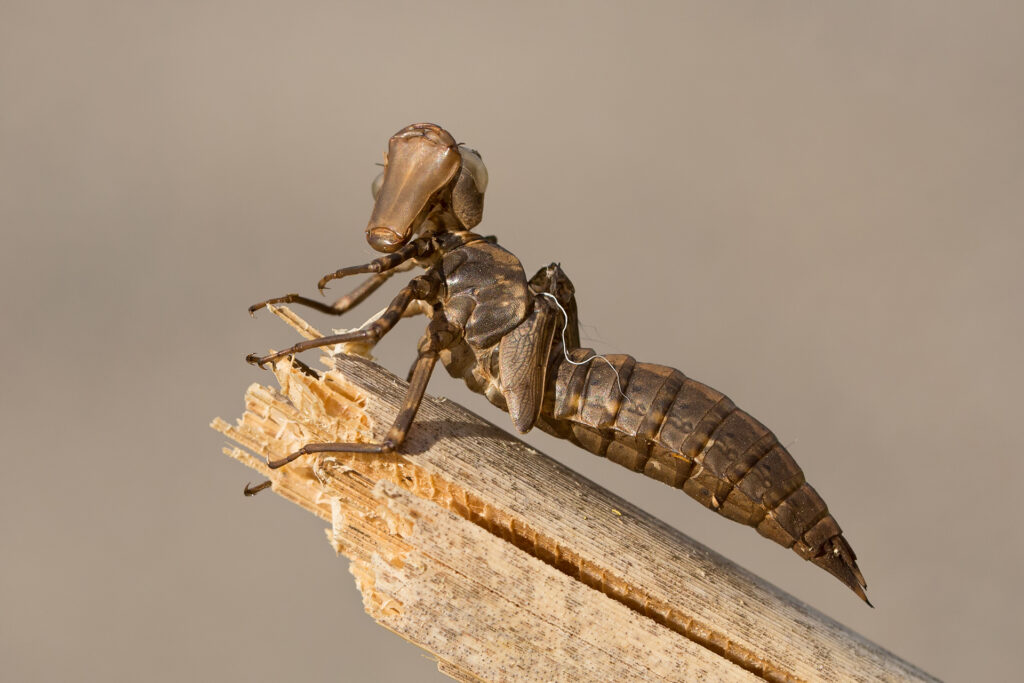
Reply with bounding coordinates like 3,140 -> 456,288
371,170 -> 384,199
460,148 -> 488,193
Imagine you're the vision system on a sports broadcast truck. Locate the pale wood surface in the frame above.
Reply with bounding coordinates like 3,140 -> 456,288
212,307 -> 939,683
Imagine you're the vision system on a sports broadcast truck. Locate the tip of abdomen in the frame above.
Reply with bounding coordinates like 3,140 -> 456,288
811,535 -> 871,605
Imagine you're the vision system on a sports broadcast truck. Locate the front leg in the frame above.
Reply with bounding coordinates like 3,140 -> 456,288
248,271 -> 394,317
317,237 -> 434,292
248,236 -> 432,317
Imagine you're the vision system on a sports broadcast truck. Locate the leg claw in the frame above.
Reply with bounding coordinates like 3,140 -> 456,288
318,266 -> 365,293
245,353 -> 270,369
243,480 -> 272,496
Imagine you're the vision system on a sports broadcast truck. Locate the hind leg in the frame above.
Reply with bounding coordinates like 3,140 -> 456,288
266,309 -> 461,469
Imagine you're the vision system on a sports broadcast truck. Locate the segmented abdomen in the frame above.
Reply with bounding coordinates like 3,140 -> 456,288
535,348 -> 866,598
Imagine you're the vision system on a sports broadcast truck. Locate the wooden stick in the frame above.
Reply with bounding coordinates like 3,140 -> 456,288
212,307 -> 938,683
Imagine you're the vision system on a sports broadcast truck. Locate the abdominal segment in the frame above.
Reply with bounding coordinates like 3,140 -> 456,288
531,349 -> 866,599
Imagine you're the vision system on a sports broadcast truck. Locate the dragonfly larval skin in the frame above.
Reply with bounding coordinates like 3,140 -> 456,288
246,122 -> 869,603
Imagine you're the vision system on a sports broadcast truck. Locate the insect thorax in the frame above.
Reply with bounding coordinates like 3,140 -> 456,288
441,241 -> 532,349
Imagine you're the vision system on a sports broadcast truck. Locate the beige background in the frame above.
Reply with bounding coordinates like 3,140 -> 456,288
2,2 -> 1021,681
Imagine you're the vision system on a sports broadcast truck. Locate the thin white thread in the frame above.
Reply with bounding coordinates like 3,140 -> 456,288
541,293 -> 631,405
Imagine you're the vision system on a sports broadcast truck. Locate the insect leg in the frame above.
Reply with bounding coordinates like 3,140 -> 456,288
248,271 -> 395,317
267,351 -> 439,469
317,237 -> 434,292
243,480 -> 272,496
267,306 -> 459,470
245,269 -> 443,368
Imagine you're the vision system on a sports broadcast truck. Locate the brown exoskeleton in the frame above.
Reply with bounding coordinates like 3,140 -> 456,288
246,123 -> 870,603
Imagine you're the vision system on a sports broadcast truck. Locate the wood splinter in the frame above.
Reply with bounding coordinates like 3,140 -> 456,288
212,306 -> 937,683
